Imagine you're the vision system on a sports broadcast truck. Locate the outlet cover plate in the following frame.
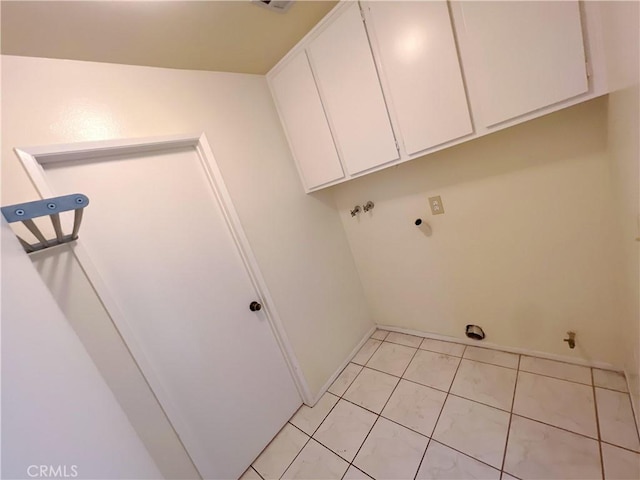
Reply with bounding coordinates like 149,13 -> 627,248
429,195 -> 444,215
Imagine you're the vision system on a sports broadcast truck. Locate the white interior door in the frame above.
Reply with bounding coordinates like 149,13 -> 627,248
32,140 -> 301,479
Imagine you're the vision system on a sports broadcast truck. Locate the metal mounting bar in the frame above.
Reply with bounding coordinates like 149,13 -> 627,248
1,194 -> 90,253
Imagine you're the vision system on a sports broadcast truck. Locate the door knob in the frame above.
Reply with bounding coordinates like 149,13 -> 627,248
249,301 -> 262,312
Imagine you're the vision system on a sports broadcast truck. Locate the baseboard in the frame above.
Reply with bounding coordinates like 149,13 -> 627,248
307,325 -> 377,407
377,324 -> 621,372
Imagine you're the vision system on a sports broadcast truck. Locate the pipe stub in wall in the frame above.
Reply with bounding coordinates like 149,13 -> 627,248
415,218 -> 432,236
465,324 -> 485,340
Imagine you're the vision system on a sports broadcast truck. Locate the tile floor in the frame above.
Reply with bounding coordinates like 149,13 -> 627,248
243,330 -> 640,480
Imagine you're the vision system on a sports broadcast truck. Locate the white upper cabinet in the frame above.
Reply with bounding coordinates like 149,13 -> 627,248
455,1 -> 589,127
364,0 -> 473,156
267,1 -> 606,192
307,2 -> 399,175
269,50 -> 344,190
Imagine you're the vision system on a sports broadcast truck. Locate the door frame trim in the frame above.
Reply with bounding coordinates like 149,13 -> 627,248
15,133 -> 312,475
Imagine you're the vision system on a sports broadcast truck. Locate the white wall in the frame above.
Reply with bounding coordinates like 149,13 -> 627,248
1,54 -> 372,471
332,97 -> 623,367
1,221 -> 162,479
599,0 -> 640,423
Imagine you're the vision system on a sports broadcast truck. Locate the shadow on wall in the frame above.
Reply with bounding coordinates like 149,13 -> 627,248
330,96 -> 608,201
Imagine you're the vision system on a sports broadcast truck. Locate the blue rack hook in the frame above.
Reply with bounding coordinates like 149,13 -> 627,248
1,194 -> 90,253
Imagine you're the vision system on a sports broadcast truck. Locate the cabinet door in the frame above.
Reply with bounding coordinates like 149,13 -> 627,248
366,0 -> 472,156
269,50 -> 344,190
459,1 -> 588,127
308,2 -> 399,176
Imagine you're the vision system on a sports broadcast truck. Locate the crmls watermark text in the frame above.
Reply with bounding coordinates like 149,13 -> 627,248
27,465 -> 78,478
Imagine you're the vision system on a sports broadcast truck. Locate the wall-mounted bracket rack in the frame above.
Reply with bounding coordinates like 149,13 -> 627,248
1,194 -> 90,253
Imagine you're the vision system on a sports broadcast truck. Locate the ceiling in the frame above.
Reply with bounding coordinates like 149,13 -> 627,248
0,1 -> 338,75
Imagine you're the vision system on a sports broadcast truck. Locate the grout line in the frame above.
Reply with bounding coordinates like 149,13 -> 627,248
340,464 -> 372,480
591,384 -> 631,394
459,356 -> 519,371
278,423 -> 312,480
382,339 -> 424,349
518,368 -> 593,387
249,465 -> 264,480
600,439 -> 640,455
446,391 -> 512,414
305,424 -> 360,465
353,337 -> 385,368
595,385 -> 640,454
349,344 -> 422,479
419,347 -> 465,358
502,470 -> 524,480
329,363 -> 364,396
309,396 -> 342,437
343,413 -> 379,477
509,413 -> 599,443
414,348 -> 466,480
591,368 -> 606,480
624,388 -> 640,446
428,438 -> 503,474
499,354 -> 520,475
592,385 -> 640,448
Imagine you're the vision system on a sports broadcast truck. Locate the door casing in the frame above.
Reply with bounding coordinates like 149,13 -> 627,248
15,133 -> 312,474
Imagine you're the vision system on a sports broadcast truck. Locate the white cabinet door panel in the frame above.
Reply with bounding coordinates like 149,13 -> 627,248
460,1 -> 588,127
308,2 -> 399,175
366,0 -> 473,155
270,50 -> 344,190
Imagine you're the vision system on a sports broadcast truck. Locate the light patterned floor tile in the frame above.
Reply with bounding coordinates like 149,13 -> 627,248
596,387 -> 640,451
513,371 -> 597,438
519,356 -> 591,384
371,329 -> 389,341
290,393 -> 339,435
282,439 -> 349,480
328,363 -> 363,397
342,465 -> 373,479
504,415 -> 601,480
354,417 -> 429,480
463,346 -> 519,369
343,367 -> 399,413
366,342 -> 416,376
432,395 -> 510,469
601,442 -> 640,480
403,349 -> 461,391
313,399 -> 377,461
381,379 -> 447,437
450,359 -> 517,411
352,339 -> 381,366
416,441 -> 500,480
593,369 -> 628,392
501,474 -> 518,480
252,423 -> 309,480
420,338 -> 466,357
239,466 -> 261,480
385,331 -> 424,348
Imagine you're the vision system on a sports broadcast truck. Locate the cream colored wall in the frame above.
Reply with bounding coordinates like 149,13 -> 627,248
599,1 -> 640,423
1,54 -> 372,465
332,97 -> 623,367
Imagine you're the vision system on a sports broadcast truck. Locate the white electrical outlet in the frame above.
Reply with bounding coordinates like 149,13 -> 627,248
429,195 -> 444,215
